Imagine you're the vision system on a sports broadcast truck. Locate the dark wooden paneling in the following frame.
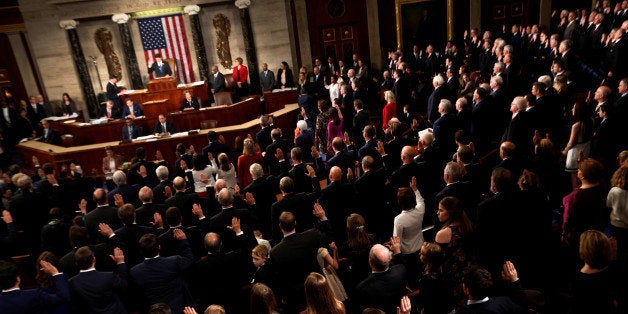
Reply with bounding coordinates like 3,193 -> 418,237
305,0 -> 370,63
0,33 -> 27,106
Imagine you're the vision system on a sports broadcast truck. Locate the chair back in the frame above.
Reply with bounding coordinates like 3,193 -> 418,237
164,58 -> 178,81
61,134 -> 74,147
200,119 -> 218,129
214,92 -> 233,106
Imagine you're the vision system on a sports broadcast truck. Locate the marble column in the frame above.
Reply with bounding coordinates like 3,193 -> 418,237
59,19 -> 99,118
236,0 -> 260,95
184,5 -> 209,81
112,13 -> 144,89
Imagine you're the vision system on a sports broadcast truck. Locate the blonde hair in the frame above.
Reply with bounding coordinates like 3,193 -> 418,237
611,167 -> 628,190
252,244 -> 269,258
384,90 -> 396,103
242,138 -> 255,156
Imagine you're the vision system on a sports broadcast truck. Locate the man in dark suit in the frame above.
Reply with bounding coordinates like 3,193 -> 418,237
122,99 -> 144,119
208,65 -> 226,103
494,142 -> 523,179
259,62 -> 276,92
325,137 -> 356,178
295,122 -> 314,162
68,246 -> 127,313
27,95 -> 47,123
457,263 -> 527,314
392,70 -> 410,113
432,99 -> 460,160
86,188 -> 122,243
107,170 -> 141,207
40,119 -> 61,145
435,162 -> 480,223
122,118 -> 140,140
152,165 -> 172,205
269,210 -> 330,313
115,203 -> 162,266
358,125 -> 381,165
99,100 -> 121,120
153,114 -> 176,135
354,156 -> 389,239
165,176 -> 201,227
208,188 -> 257,250
502,96 -> 530,157
130,231 -> 194,314
106,75 -> 122,111
136,186 -> 166,226
128,147 -> 157,186
10,175 -> 50,252
427,75 -> 448,125
319,166 -> 354,242
0,259 -> 70,314
180,90 -> 200,111
255,115 -> 273,152
264,128 -> 293,175
202,131 -> 229,165
148,54 -> 173,78
270,170 -> 321,242
242,163 -> 278,235
355,243 -> 407,313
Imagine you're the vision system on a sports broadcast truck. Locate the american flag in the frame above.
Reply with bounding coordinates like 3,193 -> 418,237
137,15 -> 193,83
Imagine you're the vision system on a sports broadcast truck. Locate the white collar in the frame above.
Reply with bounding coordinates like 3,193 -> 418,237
79,267 -> 96,273
467,296 -> 489,305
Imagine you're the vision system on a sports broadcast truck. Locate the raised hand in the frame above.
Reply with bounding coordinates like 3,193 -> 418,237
137,165 -> 147,178
78,199 -> 87,215
109,247 -> 125,264
114,194 -> 124,207
313,203 -> 326,220
192,203 -> 204,218
227,217 -> 242,234
151,212 -> 163,228
501,261 -> 519,282
183,307 -> 198,314
163,186 -> 173,198
275,148 -> 284,161
397,295 -> 411,314
40,260 -> 60,276
389,236 -> 401,255
98,223 -> 114,237
305,164 -> 317,178
1,210 -> 13,224
173,228 -> 187,240
244,192 -> 256,205
207,152 -> 214,161
199,172 -> 210,185
410,176 -> 417,191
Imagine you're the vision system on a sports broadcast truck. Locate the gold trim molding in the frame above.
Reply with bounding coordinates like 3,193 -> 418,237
395,0 -> 453,50
0,23 -> 26,33
133,7 -> 184,19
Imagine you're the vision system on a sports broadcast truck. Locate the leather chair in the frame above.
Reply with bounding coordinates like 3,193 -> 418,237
61,134 -> 74,147
200,119 -> 218,129
213,92 -> 233,106
164,58 -> 178,81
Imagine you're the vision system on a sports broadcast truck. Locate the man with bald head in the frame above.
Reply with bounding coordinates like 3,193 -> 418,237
208,188 -> 255,252
135,186 -> 166,226
85,188 -> 121,243
164,176 -> 201,226
191,219 -> 251,311
495,141 -> 522,178
355,243 -> 407,313
270,210 -> 330,313
318,166 -> 354,242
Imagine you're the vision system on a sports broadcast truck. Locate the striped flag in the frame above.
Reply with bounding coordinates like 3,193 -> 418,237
137,14 -> 194,83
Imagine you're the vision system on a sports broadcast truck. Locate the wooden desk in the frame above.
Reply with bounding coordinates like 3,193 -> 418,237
264,88 -> 298,113
121,81 -> 209,117
17,104 -> 299,177
49,96 -> 262,145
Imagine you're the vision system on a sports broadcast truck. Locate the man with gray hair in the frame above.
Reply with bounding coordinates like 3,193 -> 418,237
242,163 -> 276,236
355,243 -> 407,313
9,174 -> 49,251
435,161 -> 479,223
427,74 -> 449,124
106,170 -> 141,207
152,165 -> 172,204
502,96 -> 530,156
135,186 -> 166,226
433,98 -> 460,159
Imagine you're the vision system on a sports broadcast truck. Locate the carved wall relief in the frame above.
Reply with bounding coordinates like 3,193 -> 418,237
212,14 -> 232,69
94,27 -> 122,80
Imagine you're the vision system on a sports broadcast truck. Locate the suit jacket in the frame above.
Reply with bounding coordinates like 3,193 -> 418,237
255,126 -> 273,152
148,61 -> 173,78
209,206 -> 256,251
456,281 -> 527,314
122,124 -> 140,140
85,205 -> 122,243
106,82 -> 121,105
99,105 -> 121,120
358,139 -> 381,164
232,65 -> 249,84
319,180 -> 355,242
355,264 -> 408,313
27,103 -> 47,122
165,191 -> 202,226
180,97 -> 200,111
122,103 -> 144,118
208,72 -> 226,93
264,138 -> 293,175
270,181 -> 321,241
152,180 -> 172,204
40,128 -> 62,145
115,223 -> 160,266
202,141 -> 229,164
432,113 -> 460,158
69,264 -> 128,313
427,86 -> 448,124
107,183 -> 141,207
153,121 -> 177,134
129,239 -> 194,313
260,69 -> 276,91
269,229 -> 328,311
0,274 -> 70,314
242,176 -> 277,235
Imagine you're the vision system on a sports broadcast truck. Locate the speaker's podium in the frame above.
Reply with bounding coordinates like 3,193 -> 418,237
122,75 -> 209,118
146,77 -> 178,92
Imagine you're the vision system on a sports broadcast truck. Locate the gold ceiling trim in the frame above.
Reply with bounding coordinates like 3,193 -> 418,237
132,7 -> 184,18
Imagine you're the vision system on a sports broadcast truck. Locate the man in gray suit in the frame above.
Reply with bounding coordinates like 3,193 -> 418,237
208,65 -> 226,103
259,63 -> 276,92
